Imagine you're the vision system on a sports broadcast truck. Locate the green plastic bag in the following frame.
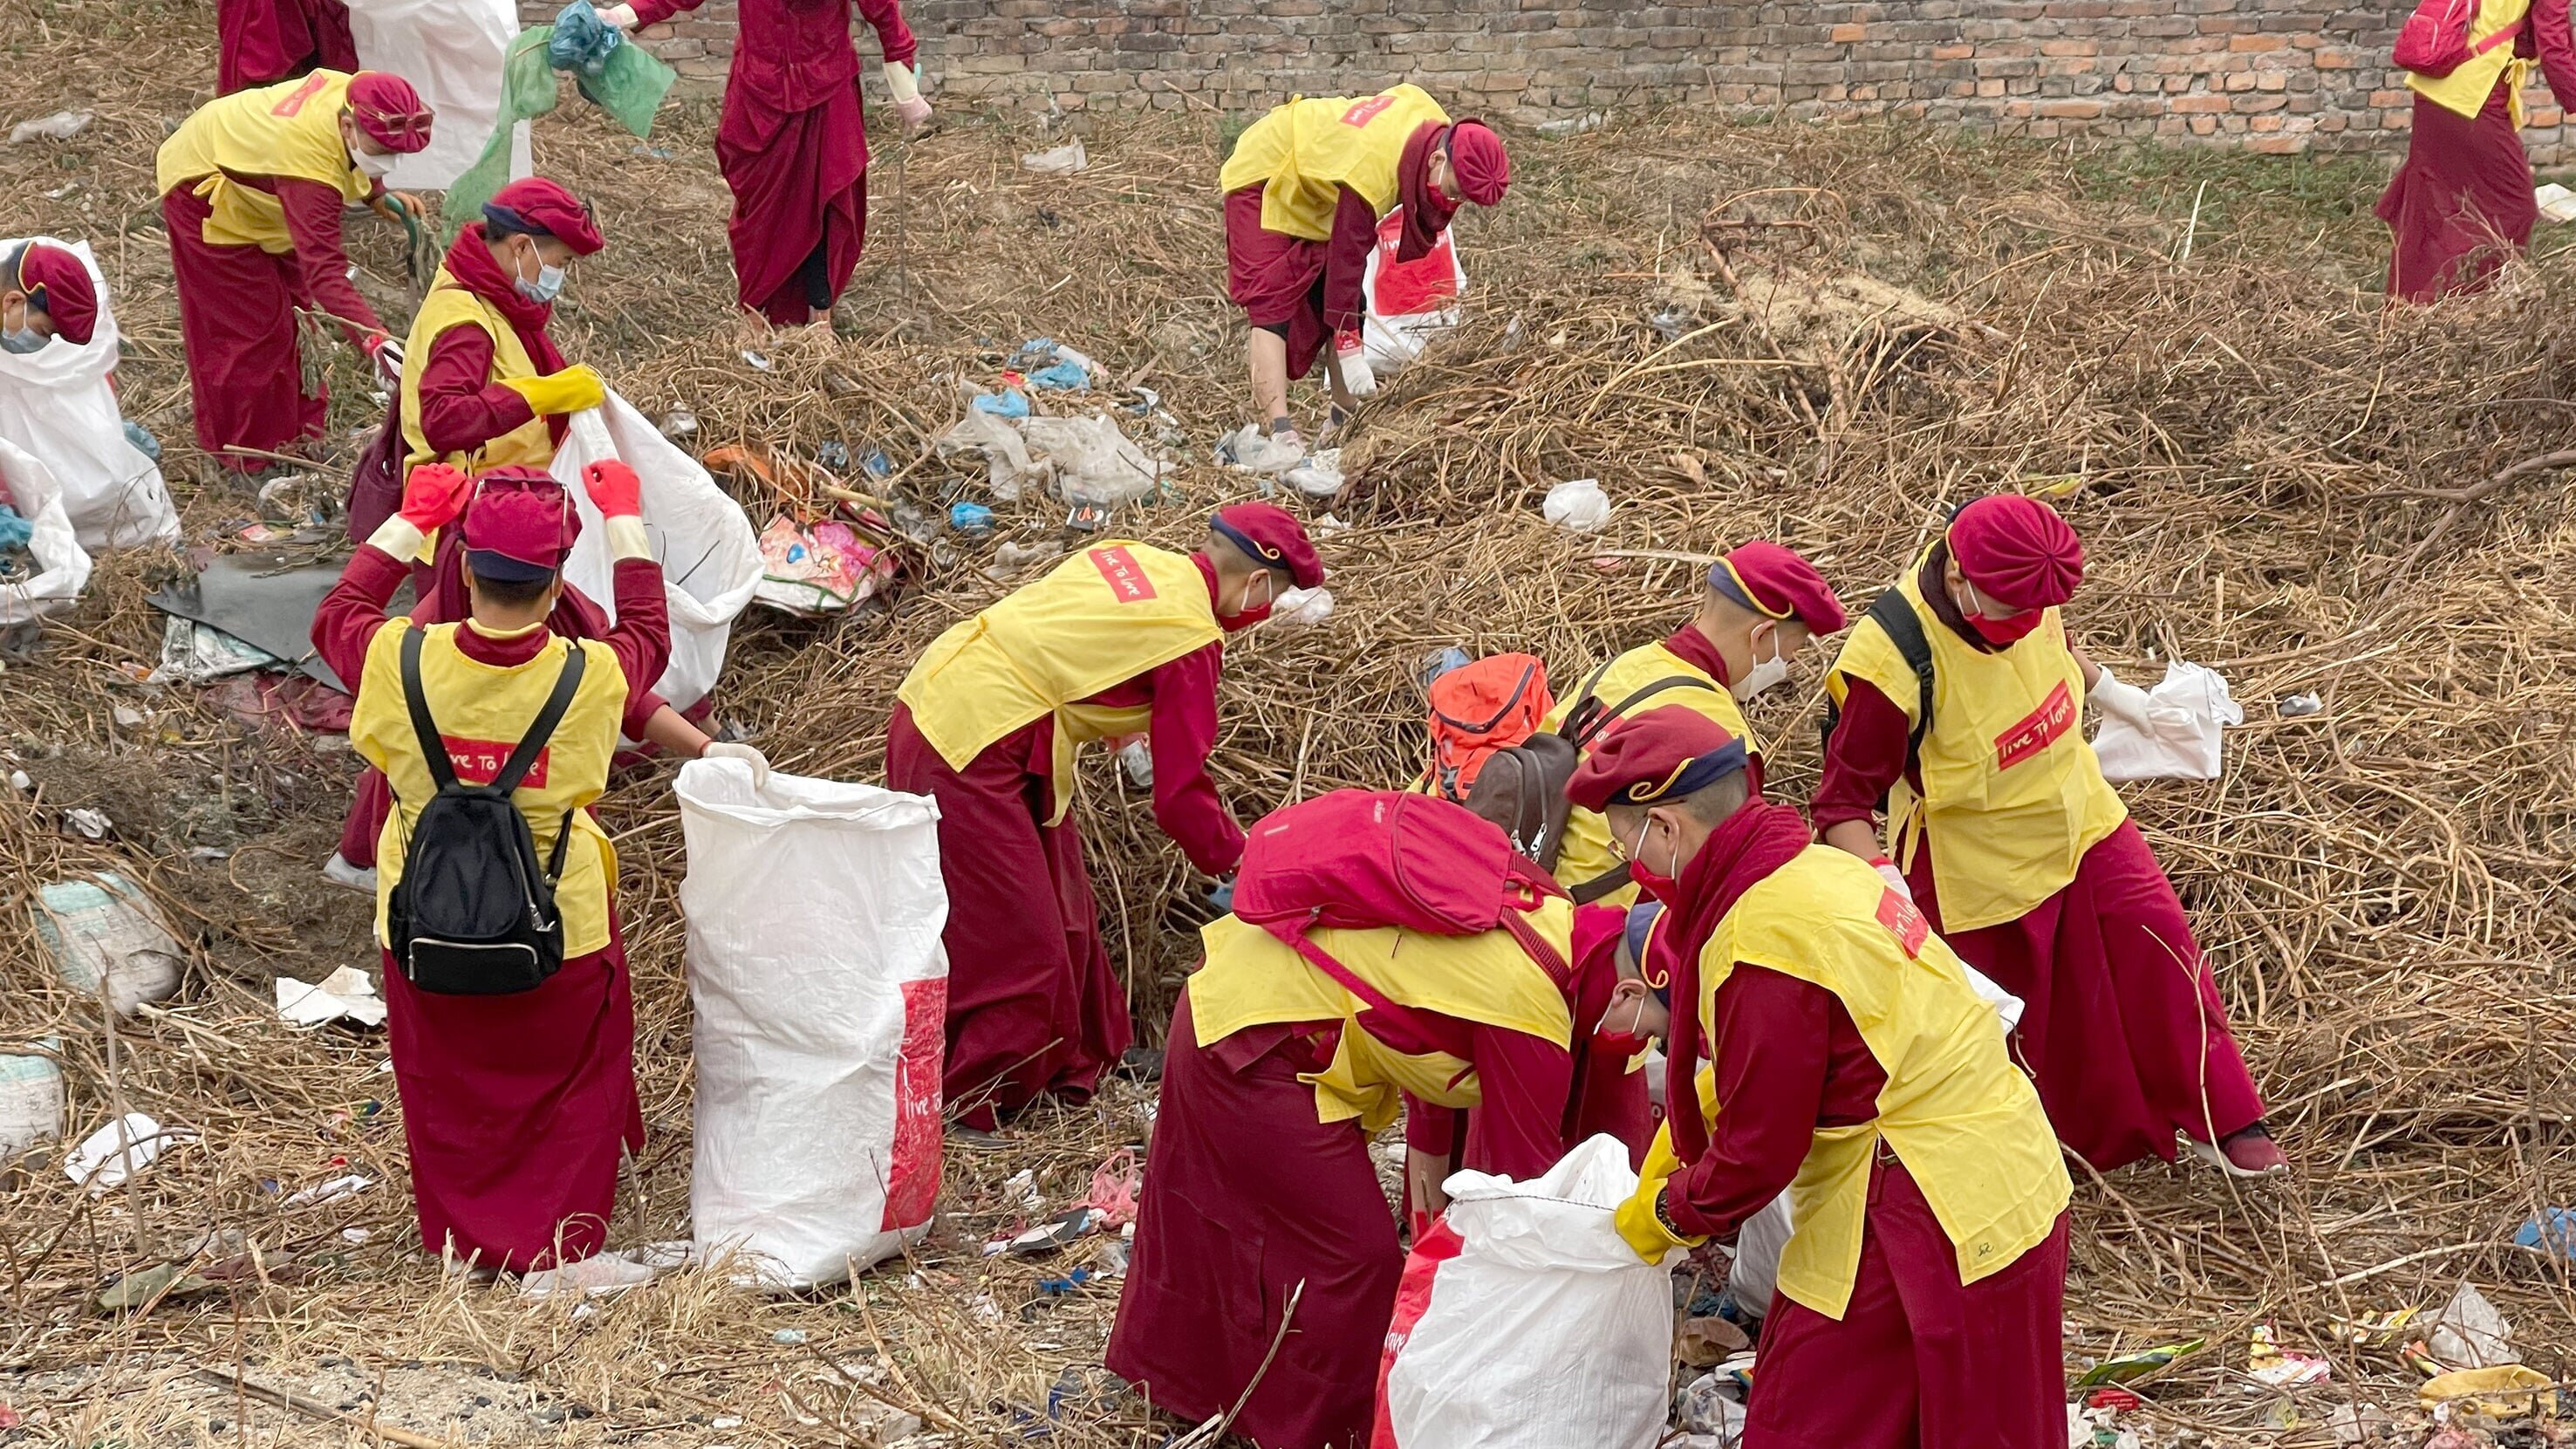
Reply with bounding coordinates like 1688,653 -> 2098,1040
444,25 -> 675,236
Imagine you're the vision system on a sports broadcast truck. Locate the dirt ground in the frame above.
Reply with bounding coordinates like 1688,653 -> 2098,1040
8,2 -> 2576,1447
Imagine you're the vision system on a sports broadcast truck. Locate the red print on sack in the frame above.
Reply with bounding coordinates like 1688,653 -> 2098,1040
1089,546 -> 1158,603
439,736 -> 549,789
1342,95 -> 1397,126
880,974 -> 947,1231
1992,680 -> 2076,771
1875,887 -> 1930,958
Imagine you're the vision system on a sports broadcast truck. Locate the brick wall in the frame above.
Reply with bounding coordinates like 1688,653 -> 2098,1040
559,1 -> 2573,162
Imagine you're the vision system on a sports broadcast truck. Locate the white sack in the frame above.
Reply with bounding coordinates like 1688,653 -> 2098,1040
31,872 -> 182,1017
1380,1134 -> 1671,1449
676,759 -> 950,1289
345,0 -> 530,191
2090,659 -> 2242,783
1361,207 -> 1467,373
0,437 -> 92,625
0,1041 -> 63,1159
553,396 -> 762,715
0,238 -> 177,551
1726,1193 -> 1794,1312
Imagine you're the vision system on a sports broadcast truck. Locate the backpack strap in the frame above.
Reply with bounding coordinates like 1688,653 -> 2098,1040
1561,660 -> 1722,751
1260,918 -> 1478,1062
1817,587 -> 1936,773
488,643 -> 590,796
1567,863 -> 1634,906
400,626 -> 461,794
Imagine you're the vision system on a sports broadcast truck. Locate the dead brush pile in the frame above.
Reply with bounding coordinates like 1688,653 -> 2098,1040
2,30 -> 2573,1442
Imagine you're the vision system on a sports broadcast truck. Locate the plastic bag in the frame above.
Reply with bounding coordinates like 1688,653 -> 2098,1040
0,238 -> 177,551
1542,478 -> 1610,532
31,873 -> 183,1017
550,395 -> 762,715
675,759 -> 950,1288
1362,208 -> 1467,373
0,438 -> 92,625
346,0 -> 530,191
1374,1135 -> 1671,1449
448,24 -> 672,229
1022,413 -> 1170,508
2090,659 -> 2242,783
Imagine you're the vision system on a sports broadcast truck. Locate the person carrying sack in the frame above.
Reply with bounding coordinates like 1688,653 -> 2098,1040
312,459 -> 754,1272
1541,539 -> 1847,906
1104,789 -> 1587,1449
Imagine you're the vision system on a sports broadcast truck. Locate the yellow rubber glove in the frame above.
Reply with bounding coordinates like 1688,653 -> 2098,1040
1615,1179 -> 1696,1264
499,365 -> 607,417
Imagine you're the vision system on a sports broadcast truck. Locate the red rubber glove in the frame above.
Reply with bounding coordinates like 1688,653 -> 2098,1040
582,459 -> 643,519
396,462 -> 473,533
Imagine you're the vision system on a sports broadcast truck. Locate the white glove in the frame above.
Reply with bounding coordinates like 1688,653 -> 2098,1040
1332,332 -> 1378,399
598,3 -> 639,28
1869,857 -> 1910,899
1961,964 -> 2027,1032
371,335 -> 405,387
702,741 -> 770,787
2090,667 -> 2156,731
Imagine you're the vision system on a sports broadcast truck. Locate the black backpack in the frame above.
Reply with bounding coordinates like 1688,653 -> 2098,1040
1816,587 -> 1937,803
1468,656 -> 1720,905
386,626 -> 587,995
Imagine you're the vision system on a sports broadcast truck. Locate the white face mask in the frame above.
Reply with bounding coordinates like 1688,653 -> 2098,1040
352,146 -> 397,179
1732,624 -> 1789,701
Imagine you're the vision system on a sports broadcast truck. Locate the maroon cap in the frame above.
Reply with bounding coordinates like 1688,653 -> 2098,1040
1566,706 -> 1748,813
461,468 -> 581,583
346,72 -> 434,154
1445,120 -> 1510,207
485,177 -> 605,256
1948,495 -> 2084,611
1709,540 -> 1846,633
1211,502 -> 1324,589
12,243 -> 96,345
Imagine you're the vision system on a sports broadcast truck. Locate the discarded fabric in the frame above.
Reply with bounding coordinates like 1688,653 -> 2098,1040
2091,658 -> 2241,782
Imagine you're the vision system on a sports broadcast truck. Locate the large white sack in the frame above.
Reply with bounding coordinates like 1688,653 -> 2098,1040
1379,1135 -> 1671,1449
345,0 -> 530,191
1361,207 -> 1466,374
676,759 -> 949,1289
2092,658 -> 2243,783
552,396 -> 762,714
0,437 -> 92,626
0,238 -> 177,551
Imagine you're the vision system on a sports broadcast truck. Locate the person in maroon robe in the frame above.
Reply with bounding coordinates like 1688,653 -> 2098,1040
599,0 -> 931,325
216,0 -> 359,94
1574,708 -> 2071,1449
1814,496 -> 2284,1178
2378,0 -> 2576,301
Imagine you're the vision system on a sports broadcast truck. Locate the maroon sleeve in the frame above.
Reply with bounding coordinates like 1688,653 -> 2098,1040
600,557 -> 672,718
1404,1096 -> 1459,1158
1460,1024 -> 1575,1180
273,176 -> 385,345
1145,641 -> 1247,876
1321,185 -> 1380,338
2537,0 -> 2576,109
311,543 -> 411,687
1661,965 -> 1835,1242
413,325 -> 541,459
857,0 -> 919,65
1811,677 -> 1914,836
629,0 -> 706,27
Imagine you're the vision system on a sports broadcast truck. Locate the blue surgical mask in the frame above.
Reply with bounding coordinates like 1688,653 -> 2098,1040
516,259 -> 566,304
0,327 -> 46,354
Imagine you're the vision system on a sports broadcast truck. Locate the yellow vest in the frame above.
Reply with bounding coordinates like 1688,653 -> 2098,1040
350,622 -> 629,958
1638,847 -> 2069,1318
1824,559 -> 2126,932
2409,0 -> 2532,121
896,543 -> 1223,824
157,72 -> 372,254
1217,85 -> 1452,241
1187,905 -> 1575,1132
400,271 -> 554,474
1540,640 -> 1754,906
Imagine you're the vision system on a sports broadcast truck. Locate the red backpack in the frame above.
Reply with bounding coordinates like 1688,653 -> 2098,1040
1232,790 -> 1570,1058
1422,653 -> 1554,802
2394,0 -> 2520,78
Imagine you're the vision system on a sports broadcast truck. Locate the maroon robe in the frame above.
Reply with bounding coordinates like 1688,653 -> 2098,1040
1814,677 -> 2266,1171
630,0 -> 916,324
312,543 -> 659,1272
216,0 -> 358,94
164,175 -> 384,470
2378,3 -> 2576,302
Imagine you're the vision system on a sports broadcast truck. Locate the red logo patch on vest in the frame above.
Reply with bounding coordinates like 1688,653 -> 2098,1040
1342,95 -> 1397,126
1089,545 -> 1158,603
439,735 -> 550,789
1875,887 -> 1930,958
270,73 -> 332,117
1993,680 -> 2077,771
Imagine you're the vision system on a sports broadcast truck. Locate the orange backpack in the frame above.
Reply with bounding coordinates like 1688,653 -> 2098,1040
1422,653 -> 1554,803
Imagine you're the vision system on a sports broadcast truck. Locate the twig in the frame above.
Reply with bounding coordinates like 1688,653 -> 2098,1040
188,1368 -> 454,1449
